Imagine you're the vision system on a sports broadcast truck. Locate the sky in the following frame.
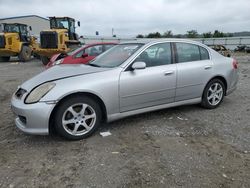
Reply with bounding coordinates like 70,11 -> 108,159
0,0 -> 250,37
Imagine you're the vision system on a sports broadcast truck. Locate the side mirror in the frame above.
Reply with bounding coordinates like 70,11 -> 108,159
77,21 -> 80,27
29,26 -> 32,31
132,61 -> 146,70
82,53 -> 88,58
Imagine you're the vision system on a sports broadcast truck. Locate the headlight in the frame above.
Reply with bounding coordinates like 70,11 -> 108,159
53,59 -> 63,66
25,82 -> 56,104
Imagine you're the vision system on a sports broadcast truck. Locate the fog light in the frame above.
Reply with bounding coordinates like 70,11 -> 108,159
18,115 -> 27,124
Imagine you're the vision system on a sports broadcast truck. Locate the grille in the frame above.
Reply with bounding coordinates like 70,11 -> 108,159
8,37 -> 12,45
0,35 -> 5,48
15,88 -> 27,99
40,31 -> 58,49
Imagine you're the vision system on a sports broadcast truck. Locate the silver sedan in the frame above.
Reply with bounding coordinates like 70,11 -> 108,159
11,39 -> 239,140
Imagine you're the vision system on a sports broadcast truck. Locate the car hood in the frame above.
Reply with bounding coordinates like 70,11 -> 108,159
21,64 -> 109,91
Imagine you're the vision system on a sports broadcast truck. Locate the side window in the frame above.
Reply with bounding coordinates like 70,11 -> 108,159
20,25 -> 27,35
176,43 -> 200,63
85,45 -> 103,56
199,47 -> 209,60
75,50 -> 84,58
134,43 -> 172,67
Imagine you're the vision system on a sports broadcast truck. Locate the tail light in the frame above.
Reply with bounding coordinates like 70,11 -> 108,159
232,59 -> 238,69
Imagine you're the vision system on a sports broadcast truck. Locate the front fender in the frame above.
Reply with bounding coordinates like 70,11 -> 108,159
40,68 -> 121,115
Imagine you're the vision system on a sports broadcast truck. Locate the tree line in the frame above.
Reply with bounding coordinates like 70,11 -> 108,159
136,30 -> 234,38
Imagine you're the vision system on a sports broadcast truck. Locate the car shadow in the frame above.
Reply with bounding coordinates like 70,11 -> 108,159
16,98 -> 233,143
101,104 -> 202,130
0,57 -> 37,63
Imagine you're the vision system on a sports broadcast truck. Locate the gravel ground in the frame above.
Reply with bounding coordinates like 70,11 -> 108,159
0,55 -> 250,188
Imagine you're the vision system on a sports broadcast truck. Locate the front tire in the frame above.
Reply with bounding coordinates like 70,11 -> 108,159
201,79 -> 225,109
54,96 -> 102,140
41,56 -> 50,65
18,46 -> 32,62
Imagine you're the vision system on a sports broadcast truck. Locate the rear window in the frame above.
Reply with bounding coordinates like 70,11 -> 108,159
199,46 -> 209,60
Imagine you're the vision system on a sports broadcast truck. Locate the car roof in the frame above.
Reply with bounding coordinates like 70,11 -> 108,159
120,38 -> 209,49
71,42 -> 117,55
2,23 -> 28,26
121,38 -> 202,44
84,42 -> 117,46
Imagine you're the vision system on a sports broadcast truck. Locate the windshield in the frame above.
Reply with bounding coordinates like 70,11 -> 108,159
50,18 -> 72,30
89,43 -> 143,68
4,24 -> 20,33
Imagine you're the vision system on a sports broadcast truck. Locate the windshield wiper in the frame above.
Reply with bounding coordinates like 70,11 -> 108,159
88,63 -> 101,67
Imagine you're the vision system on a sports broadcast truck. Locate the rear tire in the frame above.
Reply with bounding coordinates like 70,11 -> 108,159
0,56 -> 10,62
18,46 -> 32,62
41,56 -> 50,65
201,79 -> 225,109
54,96 -> 102,140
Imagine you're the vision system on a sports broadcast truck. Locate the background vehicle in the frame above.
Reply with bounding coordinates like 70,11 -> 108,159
46,42 -> 117,68
208,45 -> 231,57
33,17 -> 80,65
0,23 -> 35,62
234,45 -> 247,52
11,39 -> 238,140
245,46 -> 250,53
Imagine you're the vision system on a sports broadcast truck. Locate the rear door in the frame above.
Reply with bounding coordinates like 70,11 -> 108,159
174,42 -> 212,101
119,42 -> 177,112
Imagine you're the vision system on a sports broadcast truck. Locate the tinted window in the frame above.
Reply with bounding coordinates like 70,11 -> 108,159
135,43 -> 172,67
176,43 -> 200,63
199,46 -> 209,60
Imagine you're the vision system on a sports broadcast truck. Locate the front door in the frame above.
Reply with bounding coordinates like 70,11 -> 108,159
119,42 -> 177,112
71,45 -> 104,64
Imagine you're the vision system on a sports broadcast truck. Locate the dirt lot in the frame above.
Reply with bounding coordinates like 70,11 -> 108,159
0,55 -> 250,188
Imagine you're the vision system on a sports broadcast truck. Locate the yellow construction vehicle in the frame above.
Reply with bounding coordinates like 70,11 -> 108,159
33,17 -> 80,65
0,23 -> 35,62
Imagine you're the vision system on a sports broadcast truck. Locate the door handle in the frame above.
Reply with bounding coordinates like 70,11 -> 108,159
204,65 -> 212,70
164,71 -> 174,75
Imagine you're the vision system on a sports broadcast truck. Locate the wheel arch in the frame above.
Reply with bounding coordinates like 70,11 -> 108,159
204,75 -> 228,95
48,92 -> 107,134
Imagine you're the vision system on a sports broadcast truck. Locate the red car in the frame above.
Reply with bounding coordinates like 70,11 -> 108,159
46,42 -> 117,68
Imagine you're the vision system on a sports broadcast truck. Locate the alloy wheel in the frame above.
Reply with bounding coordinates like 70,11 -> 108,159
62,103 -> 96,136
207,83 -> 224,106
